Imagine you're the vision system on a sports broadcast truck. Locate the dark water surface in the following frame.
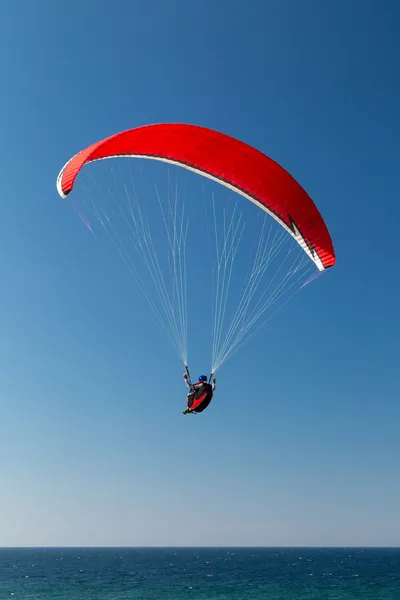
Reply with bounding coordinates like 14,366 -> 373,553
0,547 -> 399,599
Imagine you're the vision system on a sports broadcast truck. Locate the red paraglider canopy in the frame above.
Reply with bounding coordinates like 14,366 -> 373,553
57,123 -> 335,270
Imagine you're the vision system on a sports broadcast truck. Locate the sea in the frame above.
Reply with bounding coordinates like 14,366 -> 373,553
0,548 -> 399,599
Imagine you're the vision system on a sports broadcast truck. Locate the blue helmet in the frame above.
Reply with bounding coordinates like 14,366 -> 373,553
198,375 -> 208,382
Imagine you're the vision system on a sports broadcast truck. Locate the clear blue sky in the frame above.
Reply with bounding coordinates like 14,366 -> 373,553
0,0 -> 399,547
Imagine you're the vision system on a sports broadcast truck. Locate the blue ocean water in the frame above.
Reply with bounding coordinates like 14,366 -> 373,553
0,548 -> 399,599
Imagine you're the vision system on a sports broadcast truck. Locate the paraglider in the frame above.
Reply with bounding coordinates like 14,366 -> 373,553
183,368 -> 216,415
56,123 -> 336,415
57,123 -> 335,271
